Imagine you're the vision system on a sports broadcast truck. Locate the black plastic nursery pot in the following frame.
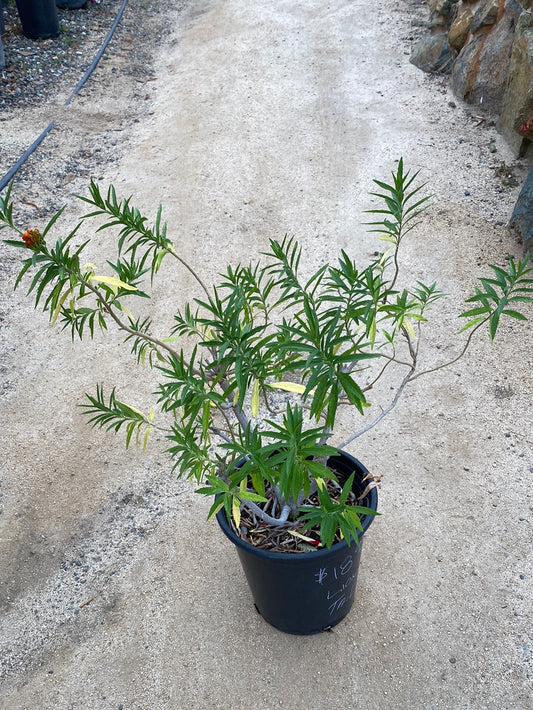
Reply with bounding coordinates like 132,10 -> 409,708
56,1 -> 87,8
216,451 -> 378,635
15,0 -> 59,39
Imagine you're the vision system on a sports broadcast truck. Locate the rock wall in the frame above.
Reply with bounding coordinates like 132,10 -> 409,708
411,0 -> 533,156
411,1 -> 533,254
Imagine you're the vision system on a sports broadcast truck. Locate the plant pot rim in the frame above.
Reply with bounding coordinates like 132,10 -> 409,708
216,450 -> 378,560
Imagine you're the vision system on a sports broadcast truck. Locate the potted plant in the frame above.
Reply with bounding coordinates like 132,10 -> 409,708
15,0 -> 59,39
1,160 -> 531,634
56,1 -> 87,10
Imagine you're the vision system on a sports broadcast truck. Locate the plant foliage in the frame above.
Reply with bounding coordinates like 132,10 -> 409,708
1,160 -> 532,549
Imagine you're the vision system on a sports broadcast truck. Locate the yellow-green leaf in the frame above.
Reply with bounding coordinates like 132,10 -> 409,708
142,427 -> 152,452
378,234 -> 397,244
232,498 -> 241,528
369,317 -> 376,343
403,318 -> 416,341
116,302 -> 135,320
51,287 -> 73,325
207,501 -> 224,520
121,402 -> 148,419
251,379 -> 260,417
287,530 -> 317,543
89,275 -> 137,292
379,248 -> 392,265
269,381 -> 307,394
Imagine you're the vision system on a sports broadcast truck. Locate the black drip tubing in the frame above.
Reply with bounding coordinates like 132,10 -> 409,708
65,0 -> 128,106
0,0 -> 129,192
0,120 -> 56,189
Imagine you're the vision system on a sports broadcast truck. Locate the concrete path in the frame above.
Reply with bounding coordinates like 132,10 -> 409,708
1,1 -> 531,708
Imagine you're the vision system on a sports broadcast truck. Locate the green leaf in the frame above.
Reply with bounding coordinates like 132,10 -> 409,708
489,311 -> 500,340
460,306 -> 490,318
458,316 -> 486,333
339,473 -> 355,506
502,309 -> 528,320
206,500 -> 224,520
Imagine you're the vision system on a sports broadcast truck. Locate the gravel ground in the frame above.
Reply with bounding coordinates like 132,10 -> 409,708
0,0 -> 180,210
0,0 -> 124,109
0,462 -> 190,683
1,1 -> 191,683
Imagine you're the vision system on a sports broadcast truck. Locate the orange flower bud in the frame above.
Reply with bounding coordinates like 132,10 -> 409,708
22,229 -> 42,249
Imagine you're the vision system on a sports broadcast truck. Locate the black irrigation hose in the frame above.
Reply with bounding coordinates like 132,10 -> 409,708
0,0 -> 129,192
0,119 -> 56,189
65,0 -> 128,106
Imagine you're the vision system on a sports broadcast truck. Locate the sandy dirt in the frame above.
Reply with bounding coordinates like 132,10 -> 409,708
0,0 -> 532,708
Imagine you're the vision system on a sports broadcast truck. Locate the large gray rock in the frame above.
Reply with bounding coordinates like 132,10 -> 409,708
471,0 -> 502,34
449,7 -> 474,51
471,0 -> 522,110
509,161 -> 533,256
429,0 -> 460,20
498,10 -> 533,153
451,0 -> 521,113
450,33 -> 484,97
410,32 -> 457,73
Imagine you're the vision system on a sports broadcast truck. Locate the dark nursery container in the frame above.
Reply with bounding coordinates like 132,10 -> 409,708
16,0 -> 59,39
56,1 -> 87,9
217,451 -> 378,635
